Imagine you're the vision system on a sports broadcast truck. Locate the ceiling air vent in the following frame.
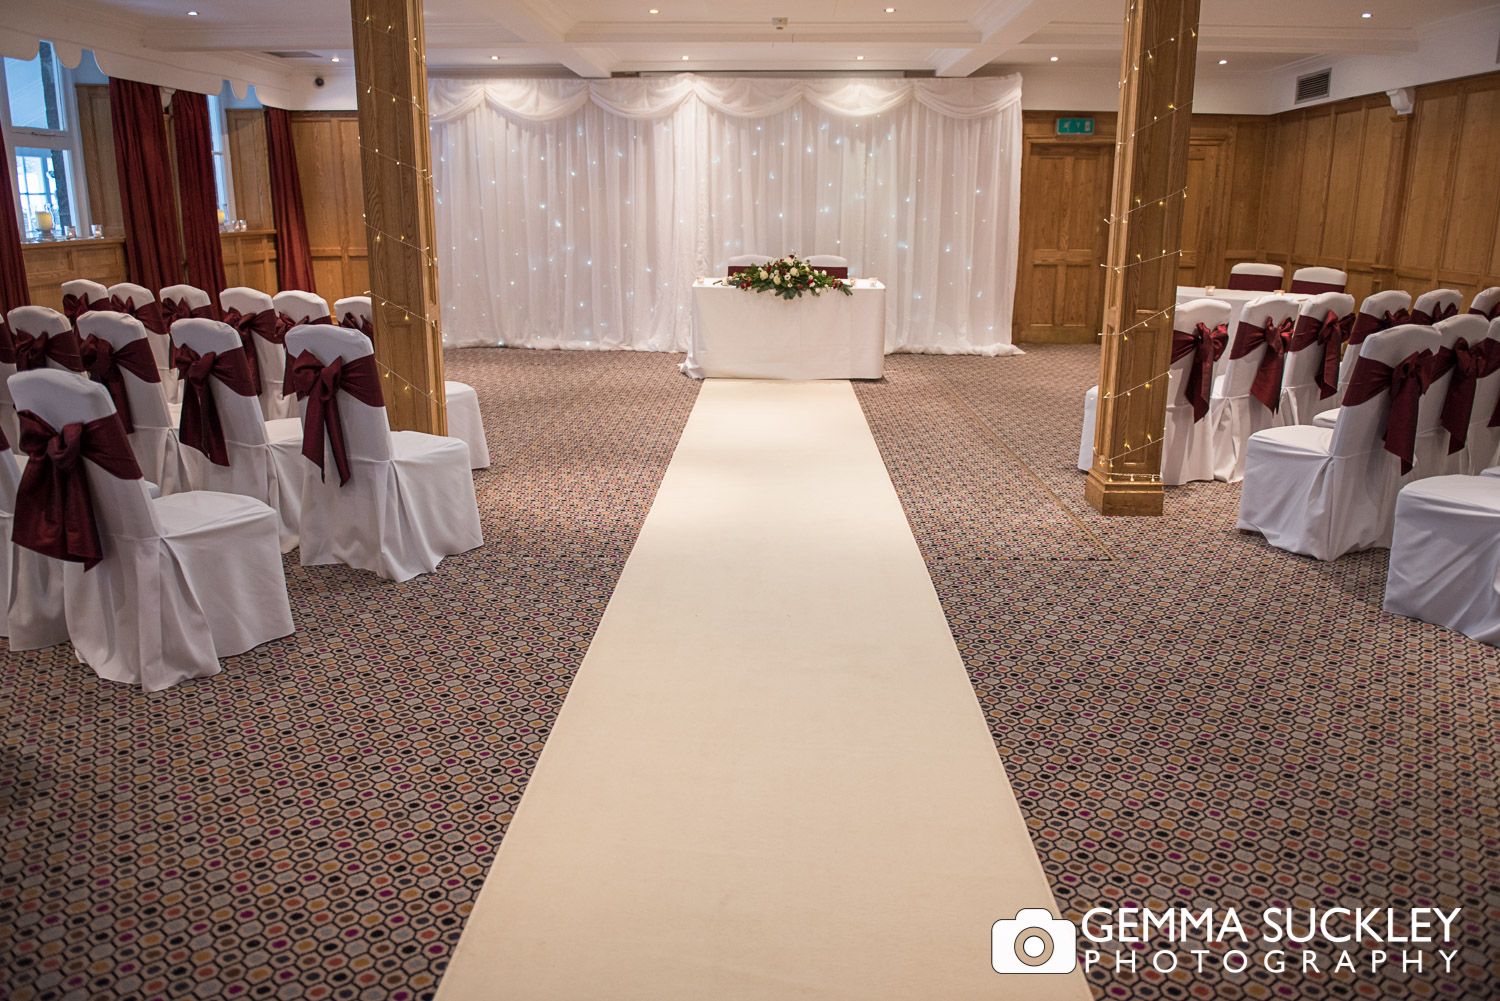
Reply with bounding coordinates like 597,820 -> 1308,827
1296,68 -> 1332,103
265,51 -> 322,60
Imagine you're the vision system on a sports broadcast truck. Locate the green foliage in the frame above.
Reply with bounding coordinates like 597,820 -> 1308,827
716,255 -> 854,299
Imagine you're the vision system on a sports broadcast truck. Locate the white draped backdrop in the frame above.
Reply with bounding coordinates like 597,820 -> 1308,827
428,74 -> 1024,355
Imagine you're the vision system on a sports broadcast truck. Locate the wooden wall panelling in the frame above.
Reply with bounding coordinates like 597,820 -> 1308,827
220,231 -> 279,293
21,239 -> 128,312
287,111 -> 369,307
74,84 -> 123,238
226,109 -> 274,230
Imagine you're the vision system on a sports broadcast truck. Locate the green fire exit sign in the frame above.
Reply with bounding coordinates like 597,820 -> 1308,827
1055,117 -> 1095,135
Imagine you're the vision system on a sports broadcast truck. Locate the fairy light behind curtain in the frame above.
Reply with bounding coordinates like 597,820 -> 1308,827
427,74 -> 1023,356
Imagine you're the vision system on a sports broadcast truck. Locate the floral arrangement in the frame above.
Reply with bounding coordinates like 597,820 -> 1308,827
717,255 -> 854,300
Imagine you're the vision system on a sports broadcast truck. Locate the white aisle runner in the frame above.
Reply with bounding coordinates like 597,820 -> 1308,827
436,380 -> 1090,1001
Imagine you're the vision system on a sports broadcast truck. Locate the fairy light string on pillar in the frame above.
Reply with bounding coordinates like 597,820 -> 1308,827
1090,2 -> 1200,485
350,6 -> 448,416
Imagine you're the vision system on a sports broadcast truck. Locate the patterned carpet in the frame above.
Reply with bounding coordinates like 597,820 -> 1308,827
1,345 -> 1496,1001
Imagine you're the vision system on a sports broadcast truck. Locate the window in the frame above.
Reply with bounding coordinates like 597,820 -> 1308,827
1,41 -> 86,239
208,93 -> 235,221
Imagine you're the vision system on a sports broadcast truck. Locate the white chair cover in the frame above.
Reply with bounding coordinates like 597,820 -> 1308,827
1161,298 -> 1232,485
1229,263 -> 1283,278
173,318 -> 304,552
220,286 -> 297,421
1208,294 -> 1301,482
273,289 -> 331,324
805,254 -> 849,270
286,324 -> 482,582
1470,286 -> 1500,319
107,282 -> 175,389
1384,475 -> 1500,646
159,284 -> 214,314
0,438 -> 67,647
76,311 -> 187,494
60,279 -> 110,318
1412,288 -> 1462,325
333,295 -> 372,331
1442,316 -> 1500,475
1237,324 -> 1439,561
1281,292 -> 1354,425
1289,266 -> 1347,291
8,306 -> 80,371
727,254 -> 774,268
1410,315 -> 1480,478
1226,262 -> 1283,291
9,370 -> 294,691
1331,289 -> 1412,401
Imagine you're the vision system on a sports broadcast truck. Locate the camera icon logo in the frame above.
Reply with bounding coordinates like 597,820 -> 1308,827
991,909 -> 1078,974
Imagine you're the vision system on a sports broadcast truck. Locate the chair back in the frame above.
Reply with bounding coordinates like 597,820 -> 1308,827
1413,288 -> 1462,324
1330,325 -> 1439,459
1283,292 -> 1354,393
1470,286 -> 1500,319
8,306 -> 81,372
727,254 -> 773,275
273,290 -> 330,324
334,296 -> 373,335
1289,267 -> 1347,294
805,254 -> 850,278
219,287 -> 276,320
171,318 -> 270,447
108,282 -> 156,309
1472,318 -> 1500,434
1223,294 -> 1300,397
0,438 -> 20,515
1227,262 -> 1282,291
1425,315 -> 1481,438
60,279 -> 110,311
1169,298 -> 1231,408
75,312 -> 174,431
285,324 -> 392,463
159,283 -> 213,314
9,370 -> 157,542
1338,290 -> 1413,389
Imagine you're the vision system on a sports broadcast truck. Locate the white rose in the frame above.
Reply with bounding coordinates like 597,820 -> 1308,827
818,269 -> 826,276
758,269 -> 767,279
772,274 -> 781,285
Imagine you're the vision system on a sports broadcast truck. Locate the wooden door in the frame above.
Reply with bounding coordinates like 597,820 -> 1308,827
1015,142 -> 1113,343
1179,140 -> 1227,286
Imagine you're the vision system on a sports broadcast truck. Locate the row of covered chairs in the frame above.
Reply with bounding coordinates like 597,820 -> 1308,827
1079,286 -> 1496,486
1226,263 -> 1350,294
15,280 -> 489,469
2,322 -> 484,690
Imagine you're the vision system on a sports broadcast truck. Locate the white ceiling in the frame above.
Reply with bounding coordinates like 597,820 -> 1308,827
54,0 -> 1498,79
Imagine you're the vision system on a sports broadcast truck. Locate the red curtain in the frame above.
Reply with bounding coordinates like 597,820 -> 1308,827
171,91 -> 227,299
109,78 -> 182,292
265,107 -> 316,292
0,129 -> 30,316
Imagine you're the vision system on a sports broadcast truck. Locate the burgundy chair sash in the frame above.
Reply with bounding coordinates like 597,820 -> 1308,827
111,295 -> 168,337
1289,310 -> 1355,399
1340,349 -> 1434,474
14,409 -> 143,570
219,307 -> 278,395
1231,314 -> 1296,412
160,296 -> 216,326
1433,339 -> 1500,451
1410,301 -> 1458,326
339,313 -> 375,340
281,312 -> 335,330
1288,279 -> 1345,295
12,326 -> 85,373
80,335 -> 161,434
1347,308 -> 1410,347
62,293 -> 98,326
173,343 -> 258,466
1226,273 -> 1280,292
0,318 -> 14,365
1170,321 -> 1228,422
285,351 -> 385,486
1468,302 -> 1500,321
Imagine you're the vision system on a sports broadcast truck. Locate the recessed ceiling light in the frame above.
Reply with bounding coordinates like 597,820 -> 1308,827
682,55 -> 690,60
1218,58 -> 1227,65
856,55 -> 864,60
885,7 -> 895,12
330,56 -> 340,62
648,7 -> 659,12
1361,10 -> 1371,16
490,55 -> 499,60
186,9 -> 198,14
1049,56 -> 1059,62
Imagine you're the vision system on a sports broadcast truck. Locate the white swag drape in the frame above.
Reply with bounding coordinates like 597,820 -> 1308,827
429,74 -> 1023,355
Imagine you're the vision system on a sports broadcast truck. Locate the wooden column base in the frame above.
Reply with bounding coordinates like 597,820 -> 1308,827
1085,469 -> 1164,516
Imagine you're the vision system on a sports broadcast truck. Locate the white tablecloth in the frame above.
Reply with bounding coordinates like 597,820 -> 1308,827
682,279 -> 886,380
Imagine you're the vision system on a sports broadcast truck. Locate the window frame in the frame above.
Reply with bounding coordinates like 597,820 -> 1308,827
207,91 -> 238,224
0,41 -> 92,239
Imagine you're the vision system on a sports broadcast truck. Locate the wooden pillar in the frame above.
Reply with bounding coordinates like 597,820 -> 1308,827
351,0 -> 446,434
1085,0 -> 1201,515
